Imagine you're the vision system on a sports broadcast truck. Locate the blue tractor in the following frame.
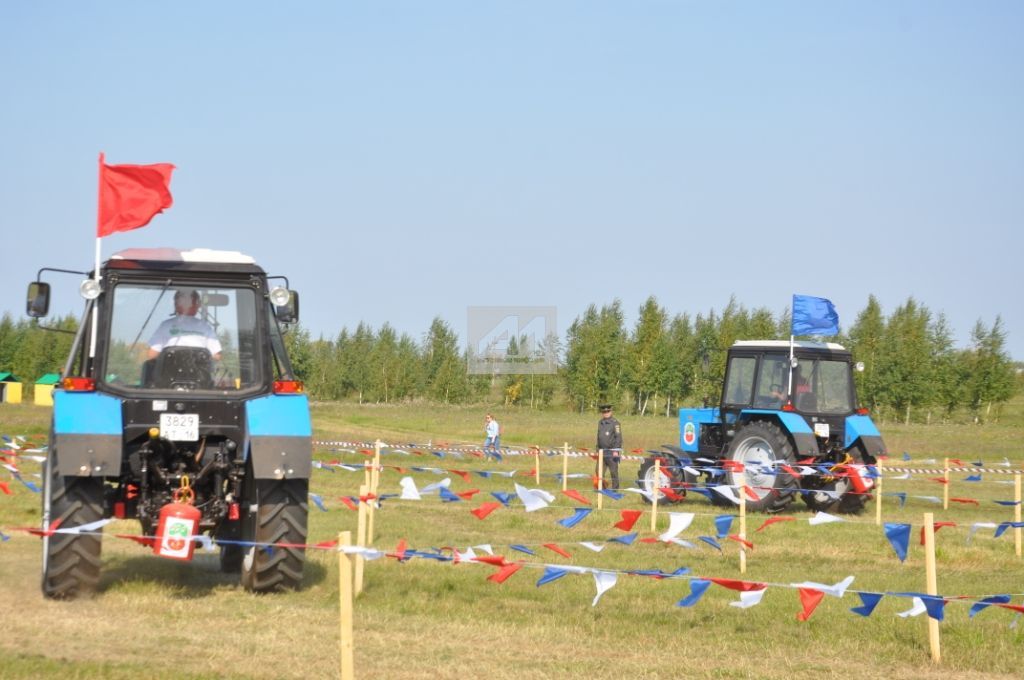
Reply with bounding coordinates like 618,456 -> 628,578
27,248 -> 311,597
637,340 -> 885,513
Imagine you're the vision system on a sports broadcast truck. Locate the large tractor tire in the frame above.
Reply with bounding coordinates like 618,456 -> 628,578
726,421 -> 798,513
803,446 -> 872,515
41,448 -> 105,599
636,454 -> 686,505
240,477 -> 308,593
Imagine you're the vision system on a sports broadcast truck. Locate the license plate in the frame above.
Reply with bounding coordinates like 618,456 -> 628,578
814,422 -> 830,438
160,413 -> 199,441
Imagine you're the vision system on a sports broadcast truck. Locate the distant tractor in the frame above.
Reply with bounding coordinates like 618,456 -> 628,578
28,248 -> 310,598
638,340 -> 885,513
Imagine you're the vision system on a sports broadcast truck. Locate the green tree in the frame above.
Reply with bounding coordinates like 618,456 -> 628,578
964,317 -> 1016,421
846,295 -> 886,413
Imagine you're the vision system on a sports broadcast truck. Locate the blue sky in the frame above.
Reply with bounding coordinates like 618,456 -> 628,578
2,2 -> 1021,359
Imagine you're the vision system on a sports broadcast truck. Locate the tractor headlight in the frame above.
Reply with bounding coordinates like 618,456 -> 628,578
269,286 -> 290,306
79,278 -> 102,300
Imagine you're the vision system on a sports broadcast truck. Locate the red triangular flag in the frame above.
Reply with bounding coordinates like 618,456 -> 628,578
709,577 -> 766,592
919,521 -> 957,545
755,516 -> 796,532
473,554 -> 507,567
487,562 -> 523,584
561,489 -> 591,505
727,534 -> 754,550
950,497 -> 979,506
614,509 -> 643,531
115,533 -> 155,548
97,154 -> 175,237
542,543 -> 572,558
471,502 -> 500,520
339,496 -> 358,511
457,488 -> 481,500
797,588 -> 825,621
391,538 -> 407,561
0,481 -> 11,495
451,469 -> 472,483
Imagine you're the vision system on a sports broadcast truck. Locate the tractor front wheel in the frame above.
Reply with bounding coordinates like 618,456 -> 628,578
240,477 -> 308,592
637,455 -> 685,505
803,445 -> 873,514
41,448 -> 105,599
726,421 -> 798,513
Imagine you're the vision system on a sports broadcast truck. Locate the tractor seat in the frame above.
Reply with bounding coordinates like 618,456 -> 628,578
149,346 -> 214,390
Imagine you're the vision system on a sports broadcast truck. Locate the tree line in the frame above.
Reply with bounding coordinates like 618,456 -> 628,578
1,294 -> 1018,423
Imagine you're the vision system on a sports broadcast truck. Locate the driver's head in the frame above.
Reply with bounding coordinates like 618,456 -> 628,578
174,289 -> 201,316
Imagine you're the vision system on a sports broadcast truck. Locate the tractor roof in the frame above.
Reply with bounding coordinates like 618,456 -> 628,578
731,340 -> 848,352
104,248 -> 264,275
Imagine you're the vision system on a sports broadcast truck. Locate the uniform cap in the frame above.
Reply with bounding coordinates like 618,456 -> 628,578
599,404 -> 612,411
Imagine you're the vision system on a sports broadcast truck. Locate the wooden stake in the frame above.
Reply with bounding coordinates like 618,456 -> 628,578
534,446 -> 541,486
562,442 -> 569,492
1015,473 -> 1022,559
650,458 -> 660,533
875,458 -> 883,527
942,458 -> 949,510
355,484 -> 368,596
596,450 -> 604,511
739,481 -> 747,574
368,440 -> 382,545
338,531 -> 354,680
923,512 -> 941,664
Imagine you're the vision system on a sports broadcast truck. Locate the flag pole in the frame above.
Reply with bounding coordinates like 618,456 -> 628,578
89,153 -> 105,361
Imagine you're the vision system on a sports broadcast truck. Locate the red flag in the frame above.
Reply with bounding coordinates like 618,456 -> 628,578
471,502 -> 500,520
488,562 -> 523,584
542,543 -> 572,558
755,516 -> 796,532
561,489 -> 591,505
614,509 -> 643,531
796,588 -> 826,621
97,154 -> 175,237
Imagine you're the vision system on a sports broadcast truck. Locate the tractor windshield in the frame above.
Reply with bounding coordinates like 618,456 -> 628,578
793,357 -> 854,414
102,282 -> 263,393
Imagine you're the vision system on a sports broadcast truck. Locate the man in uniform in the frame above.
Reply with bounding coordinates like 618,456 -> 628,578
596,404 -> 622,489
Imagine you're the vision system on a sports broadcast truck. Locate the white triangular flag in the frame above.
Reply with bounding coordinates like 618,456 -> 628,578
808,511 -> 844,525
729,588 -> 767,608
592,571 -> 618,606
399,476 -> 422,500
789,575 -> 854,598
711,485 -> 740,505
659,512 -> 695,541
897,597 -> 927,618
515,483 -> 555,512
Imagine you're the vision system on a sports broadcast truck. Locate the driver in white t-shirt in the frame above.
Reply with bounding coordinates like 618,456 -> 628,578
148,289 -> 222,360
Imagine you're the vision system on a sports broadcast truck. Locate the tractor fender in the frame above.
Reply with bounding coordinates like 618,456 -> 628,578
245,394 -> 313,480
844,414 -> 886,461
738,410 -> 819,458
52,391 -> 123,476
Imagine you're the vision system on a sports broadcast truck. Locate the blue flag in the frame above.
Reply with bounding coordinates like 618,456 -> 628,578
792,295 -> 839,336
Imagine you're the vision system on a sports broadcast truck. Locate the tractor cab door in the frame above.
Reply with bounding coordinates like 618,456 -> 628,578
720,352 -> 758,425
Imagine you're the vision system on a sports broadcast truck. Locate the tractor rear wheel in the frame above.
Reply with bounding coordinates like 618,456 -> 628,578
240,477 -> 308,592
726,421 -> 798,513
637,455 -> 685,505
41,448 -> 105,599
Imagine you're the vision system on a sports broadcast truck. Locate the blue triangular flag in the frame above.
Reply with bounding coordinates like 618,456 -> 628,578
536,567 -> 568,586
309,493 -> 328,512
994,500 -> 1021,507
994,521 -> 1024,538
714,515 -> 734,539
597,489 -> 624,500
510,544 -> 536,555
438,487 -> 462,502
970,595 -> 1011,618
491,491 -> 514,506
895,592 -> 946,621
698,536 -> 722,552
676,579 -> 712,607
476,470 -> 493,478
850,592 -> 883,617
965,475 -> 981,482
431,451 -> 445,458
902,452 -> 911,461
609,532 -> 637,545
557,507 -> 593,528
0,530 -> 10,542
884,523 -> 911,562
687,487 -> 713,500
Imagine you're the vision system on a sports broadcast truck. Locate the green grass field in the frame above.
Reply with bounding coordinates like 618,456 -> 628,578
1,400 -> 1023,679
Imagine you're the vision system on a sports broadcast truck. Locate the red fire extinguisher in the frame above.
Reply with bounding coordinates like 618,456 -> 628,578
154,477 -> 201,561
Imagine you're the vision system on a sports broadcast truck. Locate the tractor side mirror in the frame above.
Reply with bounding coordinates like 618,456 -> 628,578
26,281 -> 51,318
855,361 -> 865,372
272,290 -> 299,324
